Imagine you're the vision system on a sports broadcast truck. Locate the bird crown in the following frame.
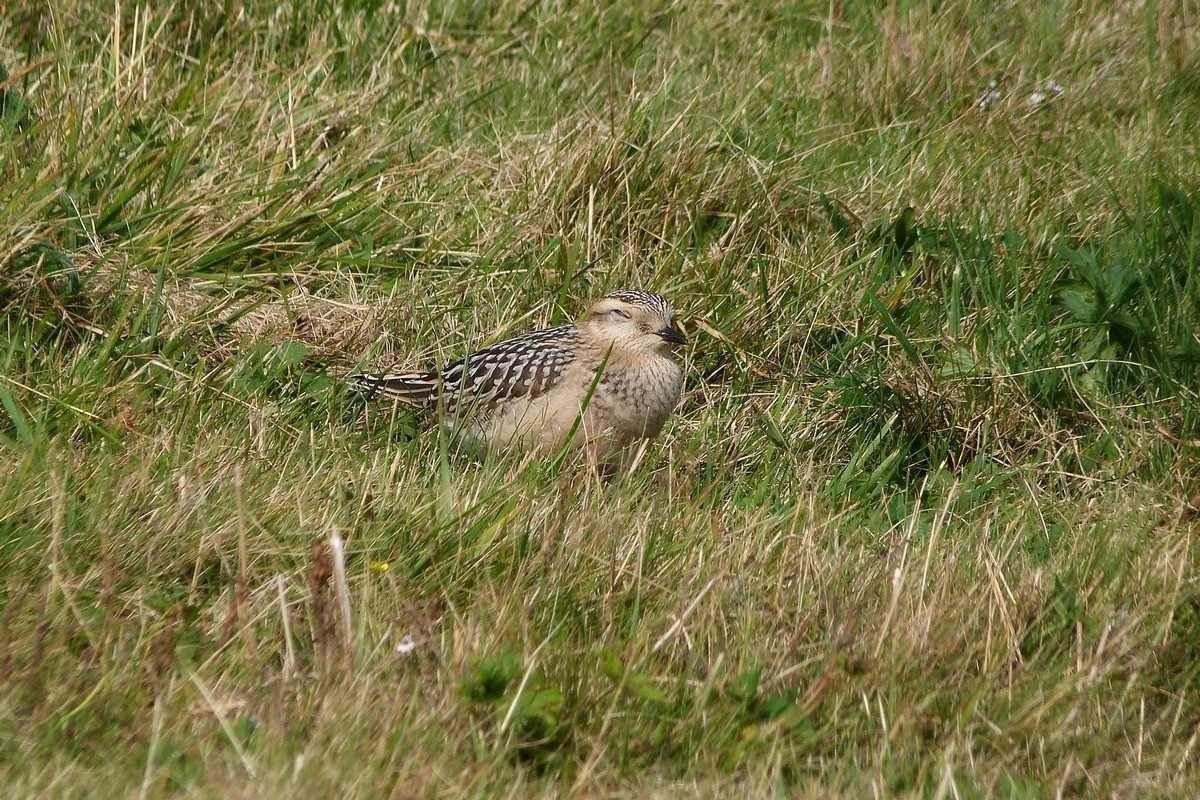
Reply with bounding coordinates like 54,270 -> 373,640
603,289 -> 673,319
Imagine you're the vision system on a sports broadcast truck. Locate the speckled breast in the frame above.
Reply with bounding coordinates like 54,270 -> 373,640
595,358 -> 683,438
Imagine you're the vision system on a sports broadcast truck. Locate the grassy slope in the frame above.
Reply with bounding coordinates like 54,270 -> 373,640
2,0 -> 1199,796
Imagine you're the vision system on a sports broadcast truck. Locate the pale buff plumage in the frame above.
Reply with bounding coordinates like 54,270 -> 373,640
348,290 -> 686,463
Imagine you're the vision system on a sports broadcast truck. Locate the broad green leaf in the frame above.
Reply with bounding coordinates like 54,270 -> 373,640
1056,282 -> 1100,322
0,384 -> 33,445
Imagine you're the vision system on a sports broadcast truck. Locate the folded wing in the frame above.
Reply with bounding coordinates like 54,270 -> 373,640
347,324 -> 581,414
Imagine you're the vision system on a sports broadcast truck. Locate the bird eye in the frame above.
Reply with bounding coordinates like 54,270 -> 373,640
609,308 -> 632,319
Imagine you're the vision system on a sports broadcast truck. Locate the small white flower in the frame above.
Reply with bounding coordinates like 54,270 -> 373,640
1028,80 -> 1065,107
976,80 -> 1001,110
395,634 -> 417,656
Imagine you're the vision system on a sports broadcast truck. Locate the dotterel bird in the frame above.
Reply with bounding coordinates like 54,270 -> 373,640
347,290 -> 686,462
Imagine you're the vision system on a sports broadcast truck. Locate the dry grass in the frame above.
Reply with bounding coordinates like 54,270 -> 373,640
2,1 -> 1200,797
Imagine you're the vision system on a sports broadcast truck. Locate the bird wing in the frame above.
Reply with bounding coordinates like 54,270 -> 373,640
348,324 -> 581,413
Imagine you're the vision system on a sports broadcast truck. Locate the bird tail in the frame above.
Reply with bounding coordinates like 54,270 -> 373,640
346,370 -> 440,405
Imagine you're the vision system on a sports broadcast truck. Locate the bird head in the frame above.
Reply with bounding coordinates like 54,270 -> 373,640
580,290 -> 686,356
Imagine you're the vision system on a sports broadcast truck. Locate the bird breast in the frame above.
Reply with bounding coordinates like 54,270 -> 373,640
595,355 -> 683,437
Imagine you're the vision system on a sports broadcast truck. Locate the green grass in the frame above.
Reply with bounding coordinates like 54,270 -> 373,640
2,0 -> 1200,796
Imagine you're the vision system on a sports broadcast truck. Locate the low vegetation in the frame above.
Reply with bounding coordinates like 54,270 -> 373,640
2,1 -> 1199,796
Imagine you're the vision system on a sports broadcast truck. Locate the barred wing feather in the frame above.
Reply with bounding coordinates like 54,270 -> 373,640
347,325 -> 580,412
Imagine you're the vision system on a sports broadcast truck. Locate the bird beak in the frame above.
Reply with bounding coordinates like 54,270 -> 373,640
657,322 -> 687,345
